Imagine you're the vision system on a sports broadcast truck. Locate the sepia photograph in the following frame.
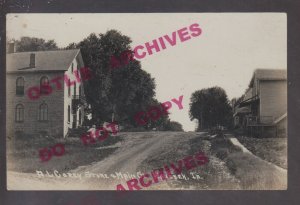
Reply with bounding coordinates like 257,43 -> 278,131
6,13 -> 287,190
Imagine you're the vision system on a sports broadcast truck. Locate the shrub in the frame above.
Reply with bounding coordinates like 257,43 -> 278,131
215,148 -> 230,160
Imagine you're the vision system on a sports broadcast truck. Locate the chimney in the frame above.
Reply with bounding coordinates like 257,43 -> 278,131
6,42 -> 16,53
30,53 -> 35,67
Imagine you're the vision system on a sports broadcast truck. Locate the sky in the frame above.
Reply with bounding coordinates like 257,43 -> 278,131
6,13 -> 287,131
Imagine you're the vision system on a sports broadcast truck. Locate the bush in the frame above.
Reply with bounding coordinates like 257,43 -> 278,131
215,148 -> 230,160
164,121 -> 184,131
210,137 -> 242,161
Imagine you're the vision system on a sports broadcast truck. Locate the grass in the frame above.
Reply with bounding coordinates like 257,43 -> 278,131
137,133 -> 241,190
208,134 -> 287,189
226,153 -> 286,189
210,136 -> 243,160
7,133 -> 123,173
180,133 -> 287,190
187,135 -> 241,189
236,136 -> 287,169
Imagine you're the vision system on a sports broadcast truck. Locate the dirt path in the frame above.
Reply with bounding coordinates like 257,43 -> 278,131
7,132 -> 287,190
8,132 -> 198,190
229,138 -> 252,154
73,132 -> 185,189
225,135 -> 287,189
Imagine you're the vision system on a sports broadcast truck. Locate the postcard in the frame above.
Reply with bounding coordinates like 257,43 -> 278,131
6,13 -> 287,190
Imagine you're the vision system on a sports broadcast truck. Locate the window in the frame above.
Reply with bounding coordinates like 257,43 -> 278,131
68,105 -> 70,123
68,79 -> 71,96
39,103 -> 48,121
16,77 -> 24,96
15,104 -> 24,122
40,76 -> 50,95
71,63 -> 74,73
79,110 -> 82,125
74,82 -> 76,95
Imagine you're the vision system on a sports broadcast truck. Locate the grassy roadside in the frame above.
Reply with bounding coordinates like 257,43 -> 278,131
225,152 -> 286,190
7,134 -> 123,173
235,136 -> 287,169
137,133 -> 241,190
210,134 -> 287,190
137,132 -> 287,190
184,134 -> 241,189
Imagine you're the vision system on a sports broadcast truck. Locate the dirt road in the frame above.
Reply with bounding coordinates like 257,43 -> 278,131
72,131 -> 197,190
8,132 -> 203,190
7,131 -> 287,190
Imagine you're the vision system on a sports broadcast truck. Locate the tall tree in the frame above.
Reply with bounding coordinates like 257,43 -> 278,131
189,86 -> 233,130
15,37 -> 58,52
67,31 -> 156,126
142,99 -> 171,130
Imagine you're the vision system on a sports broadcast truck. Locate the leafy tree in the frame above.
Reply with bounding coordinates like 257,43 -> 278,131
142,99 -> 171,130
65,42 -> 77,49
15,37 -> 58,52
67,31 -> 156,126
189,86 -> 233,130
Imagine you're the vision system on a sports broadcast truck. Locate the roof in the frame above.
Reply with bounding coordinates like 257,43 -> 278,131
249,69 -> 287,86
233,107 -> 251,116
238,95 -> 259,107
6,49 -> 80,73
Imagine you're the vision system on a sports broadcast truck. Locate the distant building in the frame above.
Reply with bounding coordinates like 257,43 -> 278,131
233,69 -> 287,137
6,44 -> 89,138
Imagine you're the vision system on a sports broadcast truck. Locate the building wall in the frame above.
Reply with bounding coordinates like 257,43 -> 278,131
252,78 -> 259,96
259,80 -> 287,123
6,71 -> 65,137
63,56 -> 85,136
244,88 -> 253,100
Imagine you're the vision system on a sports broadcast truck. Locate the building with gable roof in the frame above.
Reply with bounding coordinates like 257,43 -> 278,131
6,44 -> 88,138
233,69 -> 287,137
